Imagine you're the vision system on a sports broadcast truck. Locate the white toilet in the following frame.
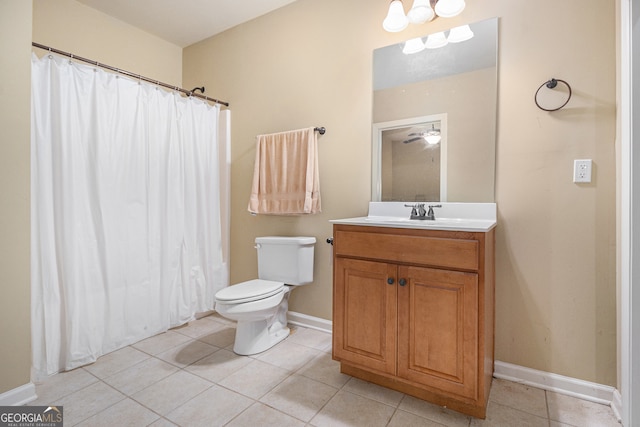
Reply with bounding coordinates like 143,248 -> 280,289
214,236 -> 316,355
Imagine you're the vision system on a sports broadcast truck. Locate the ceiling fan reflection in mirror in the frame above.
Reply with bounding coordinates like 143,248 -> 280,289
403,124 -> 441,144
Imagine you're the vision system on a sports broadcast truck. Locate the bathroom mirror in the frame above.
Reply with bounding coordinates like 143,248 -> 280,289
372,17 -> 498,202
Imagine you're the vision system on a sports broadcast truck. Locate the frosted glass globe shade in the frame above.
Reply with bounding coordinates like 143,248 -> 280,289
434,0 -> 466,18
425,32 -> 448,49
403,37 -> 426,54
448,25 -> 474,43
407,0 -> 434,24
383,1 -> 409,32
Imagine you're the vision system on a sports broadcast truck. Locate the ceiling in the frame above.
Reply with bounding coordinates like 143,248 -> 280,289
76,0 -> 299,47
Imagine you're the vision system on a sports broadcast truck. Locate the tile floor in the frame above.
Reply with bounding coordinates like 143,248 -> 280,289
28,314 -> 621,427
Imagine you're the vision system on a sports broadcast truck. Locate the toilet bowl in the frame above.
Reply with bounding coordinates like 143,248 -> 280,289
215,279 -> 291,355
214,237 -> 315,355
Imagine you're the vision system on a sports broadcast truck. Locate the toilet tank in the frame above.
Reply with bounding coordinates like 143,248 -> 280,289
255,236 -> 316,285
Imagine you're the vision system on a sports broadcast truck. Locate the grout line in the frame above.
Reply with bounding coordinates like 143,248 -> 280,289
545,389 -> 553,426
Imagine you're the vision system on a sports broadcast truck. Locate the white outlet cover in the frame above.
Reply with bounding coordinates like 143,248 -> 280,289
573,159 -> 592,183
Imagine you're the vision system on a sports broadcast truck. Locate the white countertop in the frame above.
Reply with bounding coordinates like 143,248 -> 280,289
330,202 -> 497,232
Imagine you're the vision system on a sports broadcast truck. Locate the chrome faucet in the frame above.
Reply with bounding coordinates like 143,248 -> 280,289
404,203 -> 441,220
404,203 -> 426,220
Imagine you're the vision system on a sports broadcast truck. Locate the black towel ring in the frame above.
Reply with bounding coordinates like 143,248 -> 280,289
534,78 -> 572,112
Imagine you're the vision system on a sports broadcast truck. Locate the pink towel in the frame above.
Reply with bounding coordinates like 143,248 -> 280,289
248,127 -> 321,215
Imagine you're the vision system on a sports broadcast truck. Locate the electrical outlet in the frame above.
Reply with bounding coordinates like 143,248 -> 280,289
573,159 -> 592,183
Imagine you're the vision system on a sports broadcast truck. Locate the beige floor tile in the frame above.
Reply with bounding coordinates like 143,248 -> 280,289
549,421 -> 578,427
102,358 -> 178,395
58,381 -> 125,426
471,401 -> 548,427
287,327 -> 333,351
260,374 -> 339,422
83,346 -> 150,379
310,390 -> 396,427
218,359 -> 291,399
227,402 -> 305,427
148,418 -> 178,427
185,348 -> 254,383
489,379 -> 547,417
31,368 -> 99,404
31,324 -> 622,427
132,370 -> 213,416
172,316 -> 228,339
197,326 -> 237,348
256,339 -> 321,372
398,395 -> 471,427
388,409 -> 448,427
343,377 -> 405,407
155,339 -> 218,368
547,392 -> 620,427
208,312 -> 236,326
132,330 -> 192,355
165,385 -> 253,427
298,352 -> 351,389
75,397 -> 160,427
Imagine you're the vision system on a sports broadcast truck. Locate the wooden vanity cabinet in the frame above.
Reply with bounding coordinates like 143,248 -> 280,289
332,224 -> 495,418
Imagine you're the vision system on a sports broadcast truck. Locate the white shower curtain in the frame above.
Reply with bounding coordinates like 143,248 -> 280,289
30,53 -> 229,378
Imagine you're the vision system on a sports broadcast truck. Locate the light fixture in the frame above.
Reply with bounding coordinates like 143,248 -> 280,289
382,0 -> 409,32
418,25 -> 473,51
402,37 -> 426,54
424,32 -> 448,49
407,0 -> 434,24
447,24 -> 474,43
424,124 -> 441,145
383,0 -> 466,33
434,0 -> 466,18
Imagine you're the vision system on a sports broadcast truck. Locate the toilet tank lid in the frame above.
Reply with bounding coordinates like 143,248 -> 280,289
255,236 -> 316,245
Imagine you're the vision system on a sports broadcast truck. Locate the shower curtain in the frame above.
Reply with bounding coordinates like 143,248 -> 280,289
30,53 -> 229,378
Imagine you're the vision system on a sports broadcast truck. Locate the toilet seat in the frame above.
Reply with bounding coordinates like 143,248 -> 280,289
215,279 -> 284,304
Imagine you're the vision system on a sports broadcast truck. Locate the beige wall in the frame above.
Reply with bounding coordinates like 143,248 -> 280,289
32,0 -> 182,84
0,0 -> 33,395
184,0 -> 617,386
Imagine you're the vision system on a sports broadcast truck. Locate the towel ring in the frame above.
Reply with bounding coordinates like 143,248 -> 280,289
535,78 -> 572,112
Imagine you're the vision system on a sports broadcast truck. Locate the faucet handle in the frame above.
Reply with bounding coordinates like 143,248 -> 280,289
404,203 -> 418,217
426,204 -> 442,220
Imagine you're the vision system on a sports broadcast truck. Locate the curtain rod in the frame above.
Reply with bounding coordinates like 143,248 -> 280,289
32,42 -> 230,108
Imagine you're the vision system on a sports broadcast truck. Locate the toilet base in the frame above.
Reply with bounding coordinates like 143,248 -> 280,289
233,320 -> 290,355
231,286 -> 292,356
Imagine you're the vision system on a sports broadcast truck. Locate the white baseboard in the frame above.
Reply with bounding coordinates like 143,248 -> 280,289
494,361 -> 617,407
287,311 -> 332,334
0,382 -> 37,406
611,388 -> 623,421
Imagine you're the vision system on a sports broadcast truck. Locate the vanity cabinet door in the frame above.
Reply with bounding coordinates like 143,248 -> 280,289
333,257 -> 397,375
397,265 -> 479,400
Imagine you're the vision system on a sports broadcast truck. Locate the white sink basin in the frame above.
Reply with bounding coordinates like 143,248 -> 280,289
330,202 -> 497,232
363,216 -> 463,225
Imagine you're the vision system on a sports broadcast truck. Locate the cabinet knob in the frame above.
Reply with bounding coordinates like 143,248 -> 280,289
387,278 -> 395,285
399,278 -> 407,286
